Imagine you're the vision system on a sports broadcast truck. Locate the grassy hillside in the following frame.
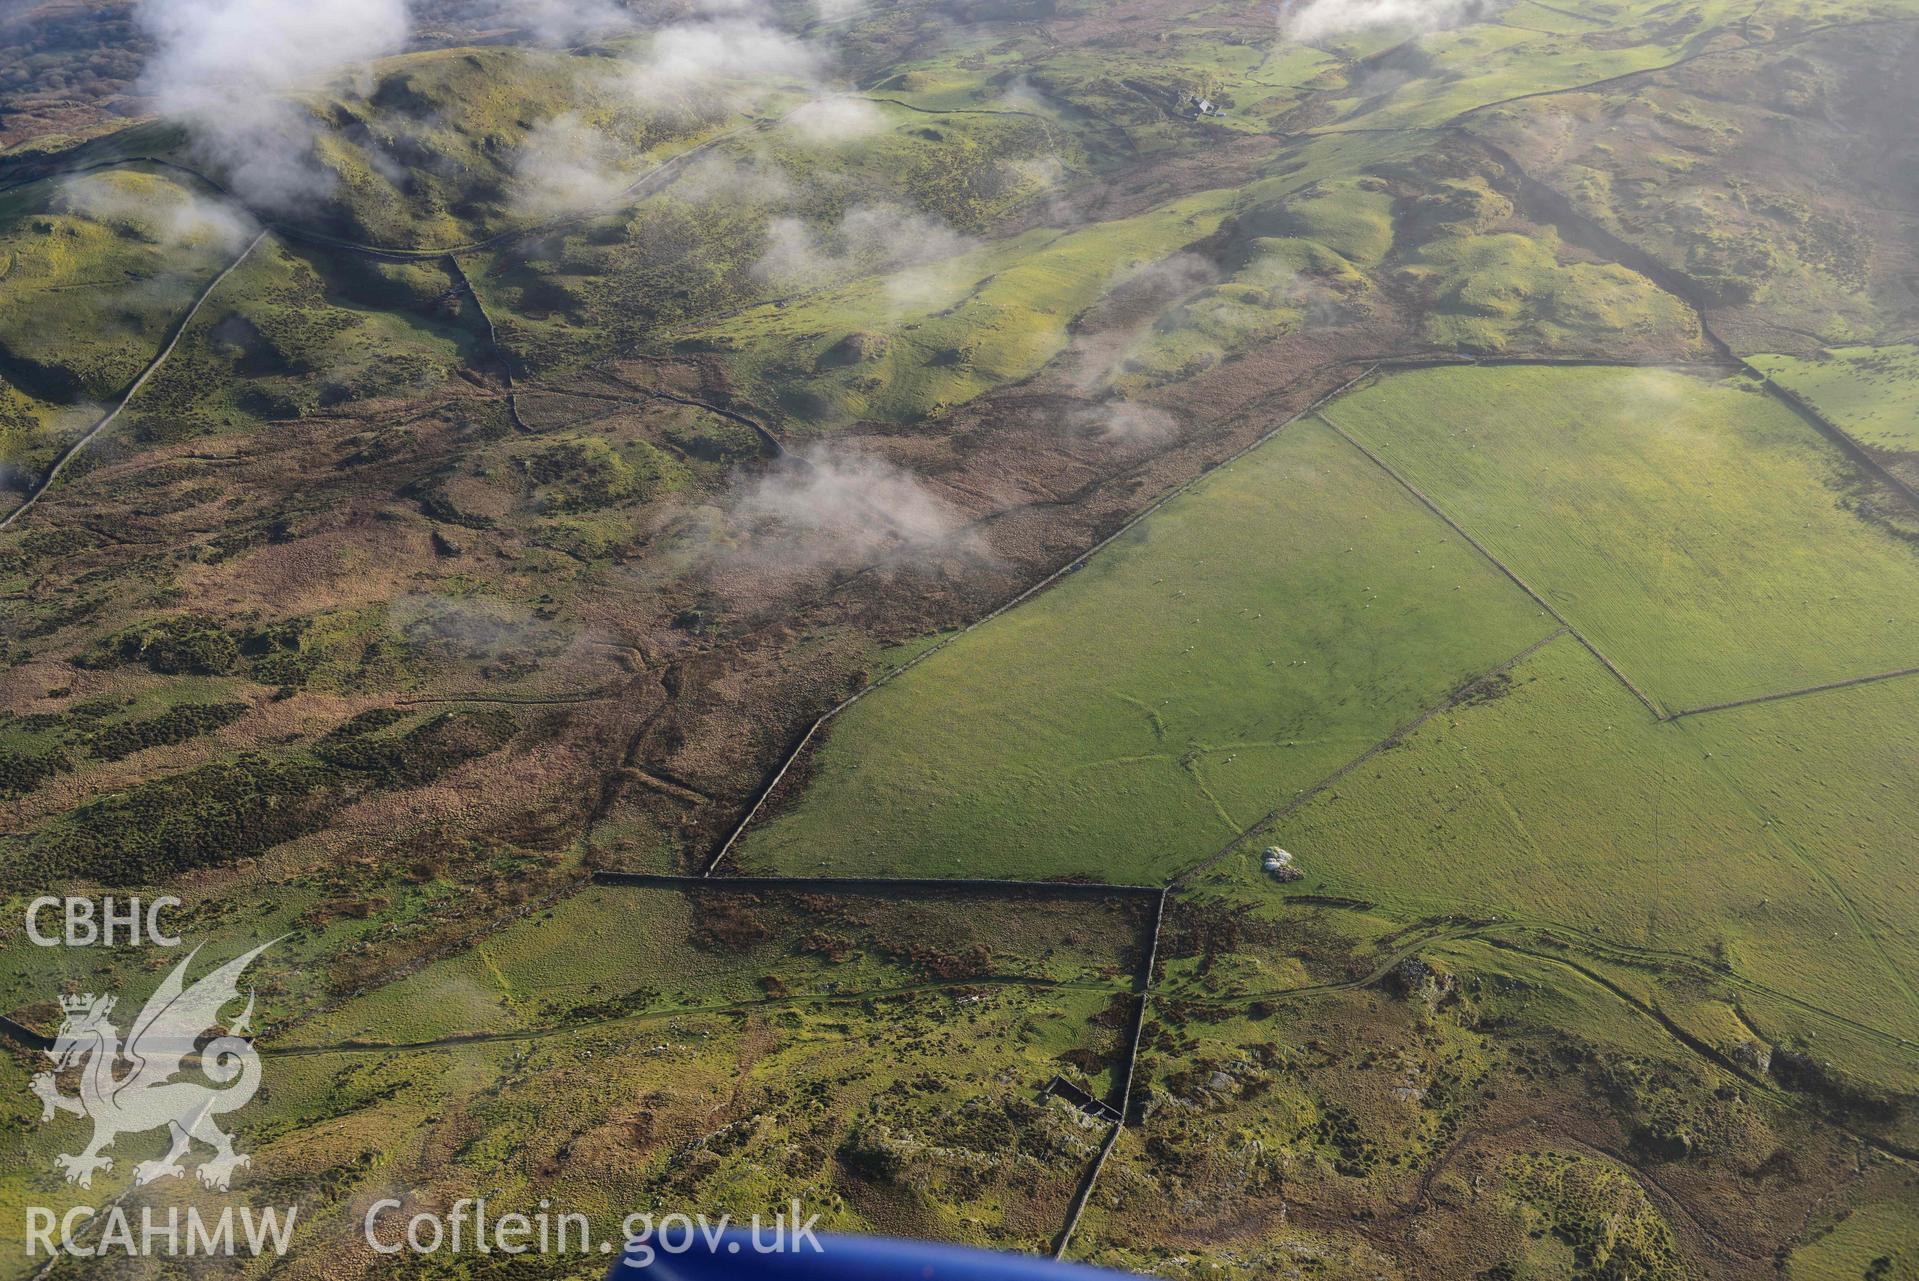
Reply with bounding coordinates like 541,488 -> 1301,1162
1750,345 -> 1919,453
0,168 -> 254,482
693,188 -> 1235,431
116,236 -> 481,438
473,96 -> 1077,376
302,44 -> 743,249
0,169 -> 243,399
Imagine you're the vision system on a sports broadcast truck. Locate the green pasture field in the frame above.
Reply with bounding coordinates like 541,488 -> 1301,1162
1326,365 -> 1919,711
1790,1195 -> 1919,1281
1750,344 -> 1919,460
1218,631 -> 1919,1054
6,0 -> 1919,1270
736,416 -> 1555,883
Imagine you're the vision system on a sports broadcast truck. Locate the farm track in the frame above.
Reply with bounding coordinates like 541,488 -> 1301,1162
395,687 -> 624,706
257,860 -> 1913,1261
1154,914 -> 1919,1171
858,96 -> 1066,154
516,376 -> 788,456
641,389 -> 788,457
1297,880 -> 1919,1056
1555,1133 -> 1774,1270
1480,938 -> 1919,1165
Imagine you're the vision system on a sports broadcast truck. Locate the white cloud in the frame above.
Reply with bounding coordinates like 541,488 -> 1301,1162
751,203 -> 974,296
632,18 -> 823,98
135,0 -> 411,210
784,96 -> 885,145
1282,0 -> 1484,41
670,151 -> 796,206
730,449 -> 976,568
1058,252 -> 1219,395
510,113 -> 632,218
55,174 -> 257,252
1070,399 -> 1178,444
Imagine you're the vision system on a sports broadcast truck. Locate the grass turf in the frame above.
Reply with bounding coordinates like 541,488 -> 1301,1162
1230,632 -> 1919,1053
1750,344 -> 1919,492
736,416 -> 1555,883
1324,365 -> 1919,711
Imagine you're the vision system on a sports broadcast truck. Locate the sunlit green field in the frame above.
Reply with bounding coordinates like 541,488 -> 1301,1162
739,361 -> 1919,1106
1325,365 -> 1919,711
738,416 -> 1555,883
1240,633 -> 1919,1045
1751,345 -> 1919,490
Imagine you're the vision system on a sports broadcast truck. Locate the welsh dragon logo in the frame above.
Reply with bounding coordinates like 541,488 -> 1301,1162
31,942 -> 273,1191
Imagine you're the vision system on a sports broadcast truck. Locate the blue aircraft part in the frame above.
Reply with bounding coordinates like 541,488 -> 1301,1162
607,1231 -> 1139,1279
